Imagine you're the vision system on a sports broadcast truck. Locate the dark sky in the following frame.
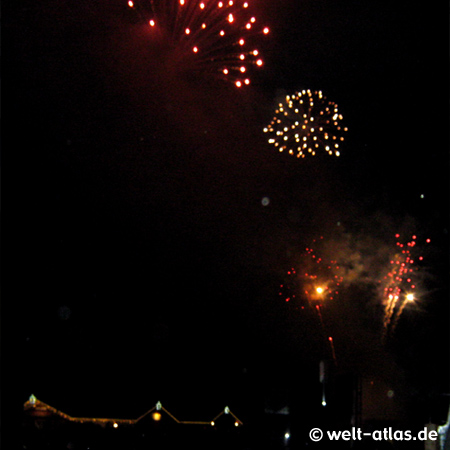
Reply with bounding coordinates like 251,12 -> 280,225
6,0 -> 449,424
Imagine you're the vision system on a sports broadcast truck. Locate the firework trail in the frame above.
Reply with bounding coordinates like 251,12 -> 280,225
263,90 -> 347,158
127,0 -> 270,87
316,305 -> 337,365
381,234 -> 430,340
328,336 -> 337,366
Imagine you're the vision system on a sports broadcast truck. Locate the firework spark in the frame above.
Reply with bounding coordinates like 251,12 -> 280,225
381,234 -> 430,339
263,90 -> 347,158
127,0 -> 270,87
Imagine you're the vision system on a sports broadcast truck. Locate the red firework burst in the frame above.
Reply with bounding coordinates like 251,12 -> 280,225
127,0 -> 270,87
381,233 -> 430,339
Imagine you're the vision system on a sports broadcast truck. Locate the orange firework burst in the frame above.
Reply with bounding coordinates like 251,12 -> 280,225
279,237 -> 343,364
127,0 -> 270,87
381,234 -> 430,339
279,236 -> 344,306
263,90 -> 347,158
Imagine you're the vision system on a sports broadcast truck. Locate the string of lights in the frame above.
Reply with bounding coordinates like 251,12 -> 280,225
24,394 -> 243,428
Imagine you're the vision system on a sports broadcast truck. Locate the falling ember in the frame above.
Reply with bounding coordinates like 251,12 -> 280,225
127,0 -> 270,87
263,90 -> 347,158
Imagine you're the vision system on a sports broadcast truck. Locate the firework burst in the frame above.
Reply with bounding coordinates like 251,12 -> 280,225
263,90 -> 347,158
280,236 -> 344,306
380,234 -> 430,339
127,0 -> 270,87
279,236 -> 344,363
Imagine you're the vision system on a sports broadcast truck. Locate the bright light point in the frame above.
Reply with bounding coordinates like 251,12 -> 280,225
285,432 -> 290,440
113,423 -> 118,428
263,27 -> 270,34
322,400 -> 327,406
211,421 -> 215,426
200,2 -> 205,8
420,194 -> 425,199
152,412 -> 162,421
240,54 -> 245,60
127,0 -> 134,7
223,68 -> 229,74
236,81 -> 242,87
261,197 -> 270,206
244,78 -> 250,85
149,19 -> 155,27
234,421 -> 239,427
316,287 -> 324,294
406,294 -> 414,302
243,2 -> 249,7
239,39 -> 245,45
185,28 -> 190,34
179,0 -> 185,4
256,59 -> 263,66
228,14 -> 234,23
193,46 -> 198,53
253,49 -> 259,56
240,66 -> 246,72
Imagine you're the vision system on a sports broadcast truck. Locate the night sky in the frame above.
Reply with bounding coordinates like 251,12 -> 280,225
6,0 -> 449,431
